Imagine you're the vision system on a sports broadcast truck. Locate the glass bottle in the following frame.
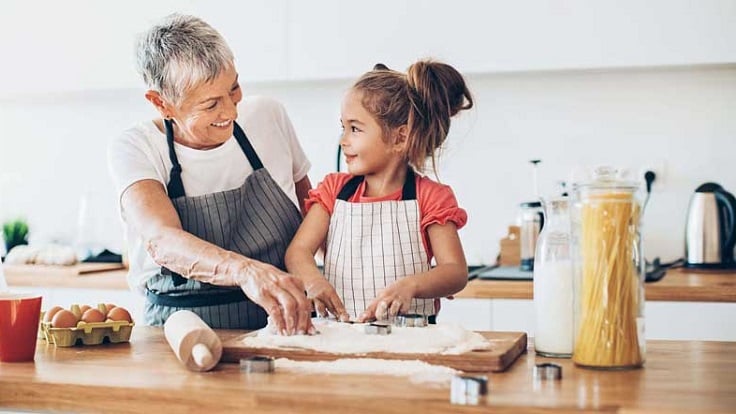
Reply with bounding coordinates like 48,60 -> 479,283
570,167 -> 645,369
533,196 -> 574,357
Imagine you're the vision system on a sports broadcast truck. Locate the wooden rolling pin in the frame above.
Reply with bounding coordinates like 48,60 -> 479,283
164,310 -> 222,372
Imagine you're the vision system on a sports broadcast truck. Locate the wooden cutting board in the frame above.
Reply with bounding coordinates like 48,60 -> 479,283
221,331 -> 527,372
3,262 -> 126,277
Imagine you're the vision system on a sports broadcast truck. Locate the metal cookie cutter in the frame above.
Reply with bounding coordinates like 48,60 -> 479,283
364,322 -> 392,335
239,356 -> 275,373
395,314 -> 428,327
534,363 -> 562,380
450,374 -> 488,405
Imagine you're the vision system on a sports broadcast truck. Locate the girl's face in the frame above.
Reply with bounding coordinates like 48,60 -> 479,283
167,65 -> 242,149
339,90 -> 403,176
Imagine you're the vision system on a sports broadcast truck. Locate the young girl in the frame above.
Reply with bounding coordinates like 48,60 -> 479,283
285,60 -> 473,323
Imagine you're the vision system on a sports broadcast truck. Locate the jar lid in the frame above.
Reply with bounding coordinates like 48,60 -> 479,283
572,166 -> 639,192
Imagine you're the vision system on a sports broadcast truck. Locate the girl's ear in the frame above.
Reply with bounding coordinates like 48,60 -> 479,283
144,90 -> 173,119
391,125 -> 409,153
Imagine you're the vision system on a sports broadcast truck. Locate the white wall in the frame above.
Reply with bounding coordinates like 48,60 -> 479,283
2,65 -> 735,263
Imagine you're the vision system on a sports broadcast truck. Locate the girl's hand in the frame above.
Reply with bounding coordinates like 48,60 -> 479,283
358,278 -> 417,322
302,275 -> 351,321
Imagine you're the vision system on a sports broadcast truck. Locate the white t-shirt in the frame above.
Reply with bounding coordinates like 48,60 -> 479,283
108,96 -> 311,294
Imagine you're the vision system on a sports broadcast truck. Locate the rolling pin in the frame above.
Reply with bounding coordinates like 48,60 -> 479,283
164,310 -> 223,372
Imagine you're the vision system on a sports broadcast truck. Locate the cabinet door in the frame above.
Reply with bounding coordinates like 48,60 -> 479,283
0,0 -> 287,97
286,0 -> 736,80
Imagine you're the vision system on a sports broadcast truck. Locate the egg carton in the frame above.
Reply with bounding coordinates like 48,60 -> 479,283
41,320 -> 135,347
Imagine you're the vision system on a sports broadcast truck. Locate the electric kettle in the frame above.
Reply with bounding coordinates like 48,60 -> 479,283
685,183 -> 736,268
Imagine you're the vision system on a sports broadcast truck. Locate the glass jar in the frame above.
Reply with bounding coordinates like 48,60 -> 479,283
571,167 -> 645,369
533,196 -> 574,358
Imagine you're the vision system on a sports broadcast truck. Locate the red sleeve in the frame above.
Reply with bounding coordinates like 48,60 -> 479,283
304,173 -> 353,215
417,176 -> 468,232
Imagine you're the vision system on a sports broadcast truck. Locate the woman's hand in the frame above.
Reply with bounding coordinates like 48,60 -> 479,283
302,275 -> 350,321
357,278 -> 417,323
237,261 -> 315,336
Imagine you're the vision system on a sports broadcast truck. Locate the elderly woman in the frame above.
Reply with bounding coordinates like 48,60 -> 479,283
108,14 -> 314,335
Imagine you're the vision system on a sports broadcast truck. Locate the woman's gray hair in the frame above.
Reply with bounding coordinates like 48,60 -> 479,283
136,14 -> 235,105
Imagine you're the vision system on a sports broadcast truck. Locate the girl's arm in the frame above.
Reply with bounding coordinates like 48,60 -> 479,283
358,222 -> 467,322
285,205 -> 350,321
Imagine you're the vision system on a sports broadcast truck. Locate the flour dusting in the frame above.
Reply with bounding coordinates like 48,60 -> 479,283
274,358 -> 458,385
242,319 -> 491,355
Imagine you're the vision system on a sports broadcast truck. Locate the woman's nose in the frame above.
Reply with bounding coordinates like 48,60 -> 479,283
223,96 -> 238,119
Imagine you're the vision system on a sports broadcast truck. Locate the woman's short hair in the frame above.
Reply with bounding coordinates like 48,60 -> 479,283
136,14 -> 234,105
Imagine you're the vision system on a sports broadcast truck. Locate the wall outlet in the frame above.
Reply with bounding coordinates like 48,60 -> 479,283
638,160 -> 667,192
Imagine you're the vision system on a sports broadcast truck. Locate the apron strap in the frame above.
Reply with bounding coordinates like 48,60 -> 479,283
164,119 -> 186,199
337,168 -> 416,201
233,122 -> 264,170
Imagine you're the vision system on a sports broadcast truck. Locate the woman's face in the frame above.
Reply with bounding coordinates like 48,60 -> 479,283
168,65 -> 242,149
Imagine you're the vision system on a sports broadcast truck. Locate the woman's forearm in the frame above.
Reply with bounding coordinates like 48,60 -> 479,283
145,225 -> 254,286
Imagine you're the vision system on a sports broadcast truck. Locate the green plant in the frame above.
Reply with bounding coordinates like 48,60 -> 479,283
2,218 -> 29,251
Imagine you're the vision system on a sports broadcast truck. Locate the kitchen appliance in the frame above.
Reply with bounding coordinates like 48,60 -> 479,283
519,201 -> 544,271
685,183 -> 736,269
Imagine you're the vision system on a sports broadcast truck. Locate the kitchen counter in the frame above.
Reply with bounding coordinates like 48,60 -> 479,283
7,266 -> 736,303
455,267 -> 736,302
4,268 -> 129,290
1,327 -> 734,413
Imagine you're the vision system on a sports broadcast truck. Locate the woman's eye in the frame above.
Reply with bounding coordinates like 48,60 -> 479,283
230,84 -> 240,94
206,101 -> 217,110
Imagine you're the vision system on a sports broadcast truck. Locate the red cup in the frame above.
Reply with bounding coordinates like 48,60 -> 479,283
0,293 -> 43,362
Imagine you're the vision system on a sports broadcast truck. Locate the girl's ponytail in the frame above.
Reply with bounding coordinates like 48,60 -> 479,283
405,60 -> 473,174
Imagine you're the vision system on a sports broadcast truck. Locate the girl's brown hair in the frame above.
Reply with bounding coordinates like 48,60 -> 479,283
352,60 -> 473,175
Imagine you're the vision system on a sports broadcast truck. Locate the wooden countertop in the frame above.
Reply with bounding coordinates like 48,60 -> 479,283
4,267 -> 129,290
0,327 -> 734,413
6,265 -> 736,303
455,267 -> 736,302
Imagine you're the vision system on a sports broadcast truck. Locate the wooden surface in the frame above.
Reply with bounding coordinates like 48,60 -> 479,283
4,262 -> 125,276
222,331 -> 527,372
4,268 -> 129,290
6,265 -> 735,303
455,267 -> 736,302
0,327 -> 734,413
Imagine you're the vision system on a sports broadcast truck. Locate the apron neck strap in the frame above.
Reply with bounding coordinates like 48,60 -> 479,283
163,120 -> 264,199
164,119 -> 186,198
232,121 -> 264,170
336,168 -> 416,201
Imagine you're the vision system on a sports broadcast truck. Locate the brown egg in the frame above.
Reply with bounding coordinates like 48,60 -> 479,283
81,308 -> 106,323
104,303 -> 117,314
79,304 -> 91,314
51,309 -> 79,328
106,307 -> 132,323
43,306 -> 64,323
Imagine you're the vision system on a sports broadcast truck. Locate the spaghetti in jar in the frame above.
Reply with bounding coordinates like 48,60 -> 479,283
571,167 -> 645,370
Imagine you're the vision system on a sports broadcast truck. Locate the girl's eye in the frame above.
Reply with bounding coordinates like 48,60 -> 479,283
351,126 -> 361,133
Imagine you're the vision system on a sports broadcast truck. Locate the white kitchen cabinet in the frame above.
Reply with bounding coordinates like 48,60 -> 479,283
285,0 -> 736,80
2,0 -> 733,97
0,0 -> 287,97
441,298 -> 736,341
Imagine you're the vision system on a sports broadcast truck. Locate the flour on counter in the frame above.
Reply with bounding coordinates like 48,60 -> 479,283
242,319 -> 491,355
274,358 -> 458,385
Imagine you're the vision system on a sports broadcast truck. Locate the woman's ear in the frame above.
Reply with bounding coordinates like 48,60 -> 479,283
144,90 -> 172,119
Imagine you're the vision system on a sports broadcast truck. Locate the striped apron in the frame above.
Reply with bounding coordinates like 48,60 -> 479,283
144,120 -> 302,329
323,169 -> 434,320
